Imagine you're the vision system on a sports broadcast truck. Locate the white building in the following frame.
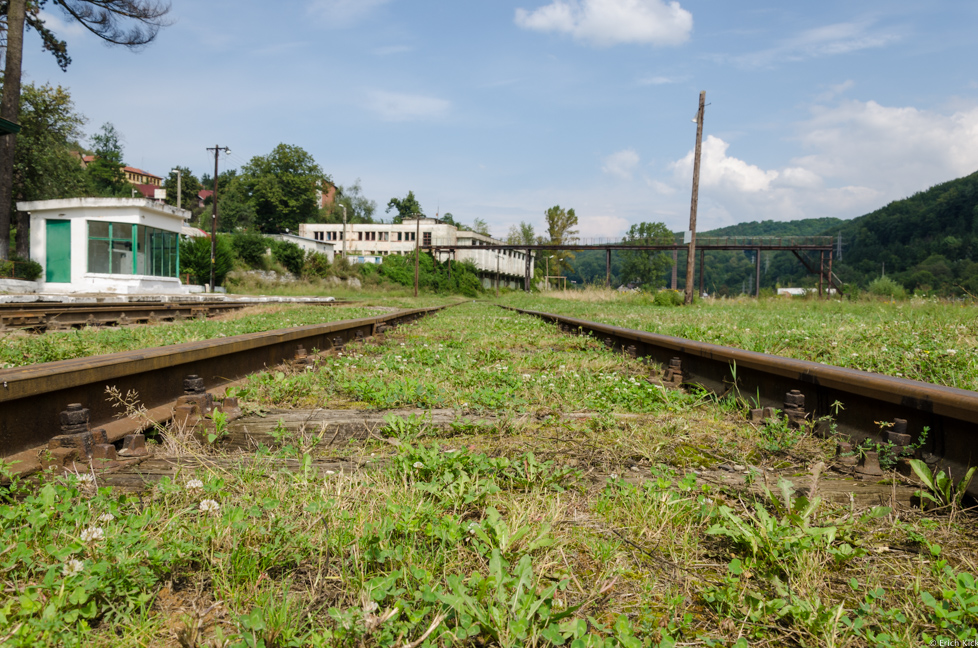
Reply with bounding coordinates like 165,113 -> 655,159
299,217 -> 532,287
268,233 -> 334,260
20,197 -> 191,294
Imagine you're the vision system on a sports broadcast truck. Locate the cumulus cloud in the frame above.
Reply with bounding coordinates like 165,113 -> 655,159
365,90 -> 451,122
795,99 -> 978,194
514,0 -> 693,47
602,149 -> 640,179
671,136 -> 779,193
307,0 -> 391,28
732,20 -> 900,68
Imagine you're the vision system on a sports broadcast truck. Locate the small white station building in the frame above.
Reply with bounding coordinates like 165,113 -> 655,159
19,197 -> 191,294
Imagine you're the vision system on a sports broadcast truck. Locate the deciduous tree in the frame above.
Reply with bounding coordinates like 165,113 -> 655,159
240,143 -> 326,234
619,221 -> 673,288
85,122 -> 128,196
385,190 -> 423,223
545,205 -> 578,275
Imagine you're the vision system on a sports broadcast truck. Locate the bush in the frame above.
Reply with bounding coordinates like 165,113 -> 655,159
231,231 -> 270,268
271,240 -> 304,276
653,289 -> 684,307
867,275 -> 907,300
302,252 -> 332,278
180,234 -> 234,286
0,256 -> 43,281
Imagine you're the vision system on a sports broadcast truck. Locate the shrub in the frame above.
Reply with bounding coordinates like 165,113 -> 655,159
653,289 -> 684,307
0,256 -> 42,281
231,231 -> 270,268
302,252 -> 332,278
180,234 -> 234,286
271,240 -> 305,276
867,275 -> 907,299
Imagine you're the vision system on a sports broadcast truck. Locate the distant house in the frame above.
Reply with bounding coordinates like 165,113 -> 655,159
79,155 -> 165,200
198,190 -> 213,208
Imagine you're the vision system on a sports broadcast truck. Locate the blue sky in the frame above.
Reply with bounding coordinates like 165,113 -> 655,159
21,0 -> 978,239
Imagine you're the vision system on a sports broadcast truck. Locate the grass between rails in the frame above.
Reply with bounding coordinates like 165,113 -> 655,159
2,302 -> 976,647
498,290 -> 978,391
0,304 -> 401,369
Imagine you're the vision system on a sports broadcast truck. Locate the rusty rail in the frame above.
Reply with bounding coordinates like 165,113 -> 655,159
0,306 -> 442,468
0,298 -> 351,331
502,306 -> 978,495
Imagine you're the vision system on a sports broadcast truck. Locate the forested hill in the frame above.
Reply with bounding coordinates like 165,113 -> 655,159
702,217 -> 844,238
694,170 -> 978,295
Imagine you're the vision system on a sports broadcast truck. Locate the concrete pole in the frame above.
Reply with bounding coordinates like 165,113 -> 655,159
684,91 -> 706,305
754,249 -> 761,298
606,248 -> 611,288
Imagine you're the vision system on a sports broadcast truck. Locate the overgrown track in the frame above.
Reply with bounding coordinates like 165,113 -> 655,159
0,306 -> 445,468
0,298 -> 350,331
502,305 -> 978,496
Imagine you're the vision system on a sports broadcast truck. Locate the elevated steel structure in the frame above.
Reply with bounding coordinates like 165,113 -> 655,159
422,236 -> 840,296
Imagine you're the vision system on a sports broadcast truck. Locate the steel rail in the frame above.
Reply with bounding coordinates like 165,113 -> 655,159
0,299 -> 350,331
0,306 -> 443,462
502,305 -> 978,495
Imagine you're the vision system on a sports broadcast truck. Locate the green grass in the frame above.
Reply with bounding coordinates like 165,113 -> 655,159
498,290 -> 978,391
2,301 -> 976,647
0,305 -> 394,368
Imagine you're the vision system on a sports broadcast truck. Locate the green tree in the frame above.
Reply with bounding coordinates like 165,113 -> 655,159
85,122 -> 129,196
163,166 -> 202,213
545,205 -> 578,275
619,222 -> 674,288
471,217 -> 491,237
506,221 -> 536,246
216,171 -> 256,232
385,190 -> 423,223
240,144 -> 326,234
11,82 -> 89,256
0,0 -> 171,259
180,234 -> 233,287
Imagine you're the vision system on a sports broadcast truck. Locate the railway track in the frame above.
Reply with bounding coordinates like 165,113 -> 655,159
0,297 -> 350,331
0,305 -> 444,476
501,305 -> 978,497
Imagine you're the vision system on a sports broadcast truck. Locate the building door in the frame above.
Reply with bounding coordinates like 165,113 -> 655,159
45,220 -> 71,283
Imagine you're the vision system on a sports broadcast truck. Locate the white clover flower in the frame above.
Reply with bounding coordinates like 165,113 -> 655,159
80,526 -> 104,543
76,473 -> 95,485
97,513 -> 115,524
199,499 -> 220,514
522,374 -> 531,380
186,479 -> 204,491
413,461 -> 424,469
947,349 -> 957,355
63,559 -> 84,577
324,470 -> 336,475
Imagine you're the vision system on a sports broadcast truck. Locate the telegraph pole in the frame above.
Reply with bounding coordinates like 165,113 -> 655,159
685,91 -> 706,305
413,214 -> 421,297
206,145 -> 230,292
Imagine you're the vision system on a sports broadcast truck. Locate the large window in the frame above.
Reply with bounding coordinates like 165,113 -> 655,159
88,221 -> 178,277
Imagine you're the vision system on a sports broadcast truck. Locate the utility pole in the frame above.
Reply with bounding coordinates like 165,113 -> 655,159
340,204 -> 347,258
206,145 -> 230,292
414,214 -> 421,298
685,91 -> 706,305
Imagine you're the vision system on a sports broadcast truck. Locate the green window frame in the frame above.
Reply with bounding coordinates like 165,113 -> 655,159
88,221 -> 180,278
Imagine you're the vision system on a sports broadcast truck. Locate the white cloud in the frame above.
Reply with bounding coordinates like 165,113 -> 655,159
364,90 -> 451,122
307,0 -> 391,28
602,149 -> 640,179
733,21 -> 900,68
795,99 -> 978,194
37,10 -> 87,37
577,213 -> 630,238
637,75 -> 683,86
514,0 -> 693,47
671,135 -> 779,193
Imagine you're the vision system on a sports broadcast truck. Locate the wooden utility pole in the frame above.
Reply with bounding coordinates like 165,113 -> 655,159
684,91 -> 706,305
413,215 -> 420,297
206,145 -> 230,292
